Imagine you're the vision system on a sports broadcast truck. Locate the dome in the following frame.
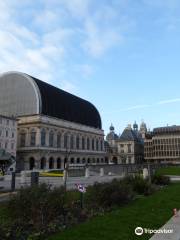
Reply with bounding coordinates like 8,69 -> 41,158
109,124 -> 115,131
106,125 -> 119,141
140,121 -> 147,130
133,121 -> 138,130
0,71 -> 102,129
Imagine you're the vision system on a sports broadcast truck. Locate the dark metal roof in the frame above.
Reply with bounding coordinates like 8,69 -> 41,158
28,75 -> 102,129
153,125 -> 180,134
119,128 -> 143,143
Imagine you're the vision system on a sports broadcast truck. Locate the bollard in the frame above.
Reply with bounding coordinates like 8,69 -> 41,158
63,169 -> 68,181
11,172 -> 16,191
143,168 -> 149,179
85,167 -> 89,178
20,171 -> 26,186
31,172 -> 39,186
100,168 -> 104,177
173,208 -> 179,217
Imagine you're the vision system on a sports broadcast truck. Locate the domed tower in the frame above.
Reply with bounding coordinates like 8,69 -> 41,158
106,124 -> 119,146
140,121 -> 147,139
133,121 -> 138,132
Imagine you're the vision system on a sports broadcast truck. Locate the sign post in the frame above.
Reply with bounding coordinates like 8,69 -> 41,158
75,183 -> 86,209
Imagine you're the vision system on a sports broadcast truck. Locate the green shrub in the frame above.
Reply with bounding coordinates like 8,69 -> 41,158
152,175 -> 170,185
86,179 -> 135,210
5,184 -> 85,239
123,176 -> 154,196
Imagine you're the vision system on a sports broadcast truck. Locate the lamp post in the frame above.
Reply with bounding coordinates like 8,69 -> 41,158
64,148 -> 71,191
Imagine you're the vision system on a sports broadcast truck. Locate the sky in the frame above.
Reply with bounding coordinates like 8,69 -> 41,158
1,0 -> 180,135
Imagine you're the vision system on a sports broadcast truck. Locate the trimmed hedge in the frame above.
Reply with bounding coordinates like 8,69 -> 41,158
0,175 -> 165,239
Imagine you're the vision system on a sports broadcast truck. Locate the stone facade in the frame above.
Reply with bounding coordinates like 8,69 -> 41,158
0,115 -> 17,157
105,122 -> 145,164
144,125 -> 180,163
17,115 -> 105,171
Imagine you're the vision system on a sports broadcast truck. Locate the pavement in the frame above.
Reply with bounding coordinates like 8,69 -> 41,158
0,174 -> 123,202
150,210 -> 180,240
167,175 -> 180,182
0,191 -> 17,202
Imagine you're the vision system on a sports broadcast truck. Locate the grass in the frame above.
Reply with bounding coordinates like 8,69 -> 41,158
48,183 -> 180,240
156,166 -> 180,176
0,202 -> 11,225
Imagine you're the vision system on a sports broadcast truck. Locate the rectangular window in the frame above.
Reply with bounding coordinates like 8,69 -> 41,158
5,142 -> 8,149
57,134 -> 61,148
30,132 -> 36,146
20,133 -> 26,147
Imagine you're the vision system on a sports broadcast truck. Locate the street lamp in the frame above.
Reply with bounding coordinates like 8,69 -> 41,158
63,148 -> 71,190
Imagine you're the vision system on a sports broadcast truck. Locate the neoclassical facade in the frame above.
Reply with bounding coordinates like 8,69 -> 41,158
0,71 -> 105,171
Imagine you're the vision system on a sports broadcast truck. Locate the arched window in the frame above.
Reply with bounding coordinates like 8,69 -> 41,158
20,131 -> 26,147
49,157 -> 54,169
57,158 -> 61,169
100,140 -> 103,151
96,139 -> 99,151
77,158 -> 80,164
57,133 -> 61,148
49,131 -> 54,147
70,135 -> 74,149
29,157 -> 35,170
92,139 -> 95,150
64,134 -> 68,149
40,157 -> 46,169
76,136 -> 79,149
41,129 -> 46,146
97,158 -> 99,163
87,158 -> 90,164
82,158 -> 86,164
87,138 -> 90,150
30,129 -> 36,146
70,158 -> 74,164
82,137 -> 85,150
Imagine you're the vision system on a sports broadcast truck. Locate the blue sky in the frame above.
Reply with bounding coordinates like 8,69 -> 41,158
1,0 -> 180,135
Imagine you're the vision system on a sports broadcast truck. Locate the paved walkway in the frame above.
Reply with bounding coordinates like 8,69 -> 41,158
150,210 -> 180,240
0,175 -> 122,202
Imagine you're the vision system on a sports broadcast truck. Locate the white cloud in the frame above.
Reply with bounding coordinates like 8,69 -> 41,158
59,79 -> 78,93
0,0 -> 128,93
83,18 -> 122,58
158,98 -> 180,105
74,64 -> 94,78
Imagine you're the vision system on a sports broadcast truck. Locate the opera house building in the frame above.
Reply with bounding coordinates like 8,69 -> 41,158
0,71 -> 105,171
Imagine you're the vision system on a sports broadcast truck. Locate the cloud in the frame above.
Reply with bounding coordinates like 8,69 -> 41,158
83,18 -> 122,58
158,98 -> 180,105
104,97 -> 180,115
59,79 -> 78,93
104,104 -> 151,115
0,0 -> 129,94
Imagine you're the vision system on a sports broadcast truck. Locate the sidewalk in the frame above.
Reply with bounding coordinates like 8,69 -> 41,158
150,210 -> 180,240
0,191 -> 17,202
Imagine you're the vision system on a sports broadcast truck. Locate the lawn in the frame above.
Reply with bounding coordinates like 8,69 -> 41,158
48,183 -> 180,240
156,166 -> 180,176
